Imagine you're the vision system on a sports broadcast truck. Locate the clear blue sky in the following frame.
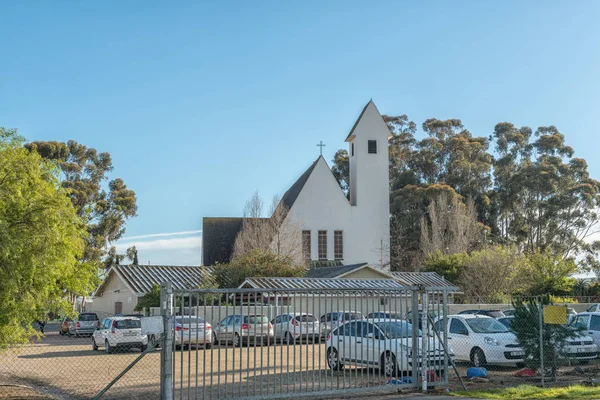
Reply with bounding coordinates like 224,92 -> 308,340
1,1 -> 599,265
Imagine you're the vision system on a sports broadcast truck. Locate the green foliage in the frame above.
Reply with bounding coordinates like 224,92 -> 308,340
24,140 -> 138,269
135,284 -> 161,311
0,127 -> 24,150
423,251 -> 466,284
511,295 -> 579,374
213,248 -> 306,288
331,149 -> 349,198
0,145 -> 91,347
524,250 -> 576,296
452,384 -> 600,399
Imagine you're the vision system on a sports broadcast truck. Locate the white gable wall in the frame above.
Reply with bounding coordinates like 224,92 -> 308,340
88,272 -> 139,316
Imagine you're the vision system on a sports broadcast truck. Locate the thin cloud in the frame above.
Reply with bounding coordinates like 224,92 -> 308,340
119,230 -> 202,241
115,236 -> 202,252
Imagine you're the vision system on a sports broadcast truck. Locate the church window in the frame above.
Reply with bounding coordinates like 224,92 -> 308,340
351,142 -> 354,156
318,230 -> 327,260
334,231 -> 343,260
368,140 -> 377,154
302,230 -> 311,261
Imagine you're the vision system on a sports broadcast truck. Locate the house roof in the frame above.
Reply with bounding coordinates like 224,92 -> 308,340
306,263 -> 369,279
202,217 -> 270,266
240,277 -> 406,291
390,271 -> 459,291
279,156 -> 320,212
96,265 -> 213,296
345,100 -> 372,142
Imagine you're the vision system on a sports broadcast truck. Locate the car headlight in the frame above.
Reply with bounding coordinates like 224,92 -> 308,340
484,337 -> 500,346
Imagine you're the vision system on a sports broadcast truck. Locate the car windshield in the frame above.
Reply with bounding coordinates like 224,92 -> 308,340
375,321 -> 421,338
245,315 -> 269,324
115,319 -> 141,329
370,313 -> 403,319
498,318 -> 514,331
343,313 -> 362,321
79,314 -> 98,321
466,318 -> 509,333
295,315 -> 317,323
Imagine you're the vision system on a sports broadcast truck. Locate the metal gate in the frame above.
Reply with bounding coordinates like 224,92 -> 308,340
159,282 -> 451,400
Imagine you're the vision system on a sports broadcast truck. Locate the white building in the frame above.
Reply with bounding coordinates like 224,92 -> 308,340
203,100 -> 391,270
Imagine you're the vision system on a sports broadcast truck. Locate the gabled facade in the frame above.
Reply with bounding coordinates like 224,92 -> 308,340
202,100 -> 391,270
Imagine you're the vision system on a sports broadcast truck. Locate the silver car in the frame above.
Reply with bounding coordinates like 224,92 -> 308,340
174,316 -> 213,349
213,314 -> 274,347
69,312 -> 100,337
319,311 -> 363,339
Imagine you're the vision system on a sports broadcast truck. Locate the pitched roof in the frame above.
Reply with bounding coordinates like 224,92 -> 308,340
96,265 -> 213,296
345,100 -> 372,142
390,271 -> 459,291
202,217 -> 244,266
279,156 -> 320,211
240,277 -> 406,291
306,263 -> 368,279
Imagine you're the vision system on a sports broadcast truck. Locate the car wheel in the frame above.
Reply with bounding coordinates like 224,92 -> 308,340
234,333 -> 241,348
141,345 -> 148,352
285,332 -> 295,345
92,338 -> 98,351
327,347 -> 343,371
382,352 -> 398,377
75,333 -> 79,338
205,342 -> 212,350
471,348 -> 487,367
212,333 -> 218,345
105,340 -> 113,354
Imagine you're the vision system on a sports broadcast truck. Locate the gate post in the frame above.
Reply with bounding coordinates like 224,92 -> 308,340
420,288 -> 429,392
160,282 -> 174,400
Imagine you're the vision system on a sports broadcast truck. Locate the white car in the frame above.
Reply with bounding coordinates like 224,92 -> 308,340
271,313 -> 320,344
434,314 -> 524,367
570,312 -> 600,352
498,316 -> 598,362
92,317 -> 148,354
174,316 -> 213,349
326,318 -> 451,377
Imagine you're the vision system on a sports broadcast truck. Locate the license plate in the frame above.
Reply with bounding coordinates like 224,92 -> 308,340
511,351 -> 525,356
123,332 -> 136,336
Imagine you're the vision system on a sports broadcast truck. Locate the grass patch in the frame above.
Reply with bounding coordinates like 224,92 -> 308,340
451,384 -> 600,399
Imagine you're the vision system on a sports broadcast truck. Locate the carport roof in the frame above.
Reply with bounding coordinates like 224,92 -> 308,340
239,277 -> 407,291
390,271 -> 459,291
96,265 -> 213,296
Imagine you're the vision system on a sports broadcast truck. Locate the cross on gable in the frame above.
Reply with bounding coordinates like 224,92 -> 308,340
316,141 -> 326,156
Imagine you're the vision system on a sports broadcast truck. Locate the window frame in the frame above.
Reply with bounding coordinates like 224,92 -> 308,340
318,230 -> 327,260
450,318 -> 469,335
368,140 -> 377,154
302,230 -> 311,261
334,230 -> 343,260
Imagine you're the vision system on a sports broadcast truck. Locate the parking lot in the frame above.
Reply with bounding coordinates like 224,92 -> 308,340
0,323 -> 402,399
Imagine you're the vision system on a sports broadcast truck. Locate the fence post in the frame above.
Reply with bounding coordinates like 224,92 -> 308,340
160,282 -> 174,400
421,288 -> 429,393
411,289 -> 419,382
539,301 -> 544,388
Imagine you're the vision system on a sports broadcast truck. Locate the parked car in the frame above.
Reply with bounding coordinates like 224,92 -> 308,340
271,313 -> 320,344
367,312 -> 404,320
325,318 -> 451,376
213,314 -> 273,347
92,317 -> 148,353
59,317 -> 72,336
570,312 -> 600,349
69,312 -> 100,337
586,304 -> 600,313
498,316 -> 598,362
173,316 -> 212,349
458,309 -> 506,319
319,311 -> 363,338
434,314 -> 524,367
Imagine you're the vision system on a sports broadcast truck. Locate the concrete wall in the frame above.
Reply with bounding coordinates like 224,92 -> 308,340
87,274 -> 139,316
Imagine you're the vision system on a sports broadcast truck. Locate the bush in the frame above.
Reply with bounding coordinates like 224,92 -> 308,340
213,248 -> 306,289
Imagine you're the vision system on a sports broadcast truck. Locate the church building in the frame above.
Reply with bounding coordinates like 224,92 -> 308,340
203,100 -> 391,270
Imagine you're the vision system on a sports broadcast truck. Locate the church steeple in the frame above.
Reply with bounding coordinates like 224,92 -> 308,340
346,100 -> 390,207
